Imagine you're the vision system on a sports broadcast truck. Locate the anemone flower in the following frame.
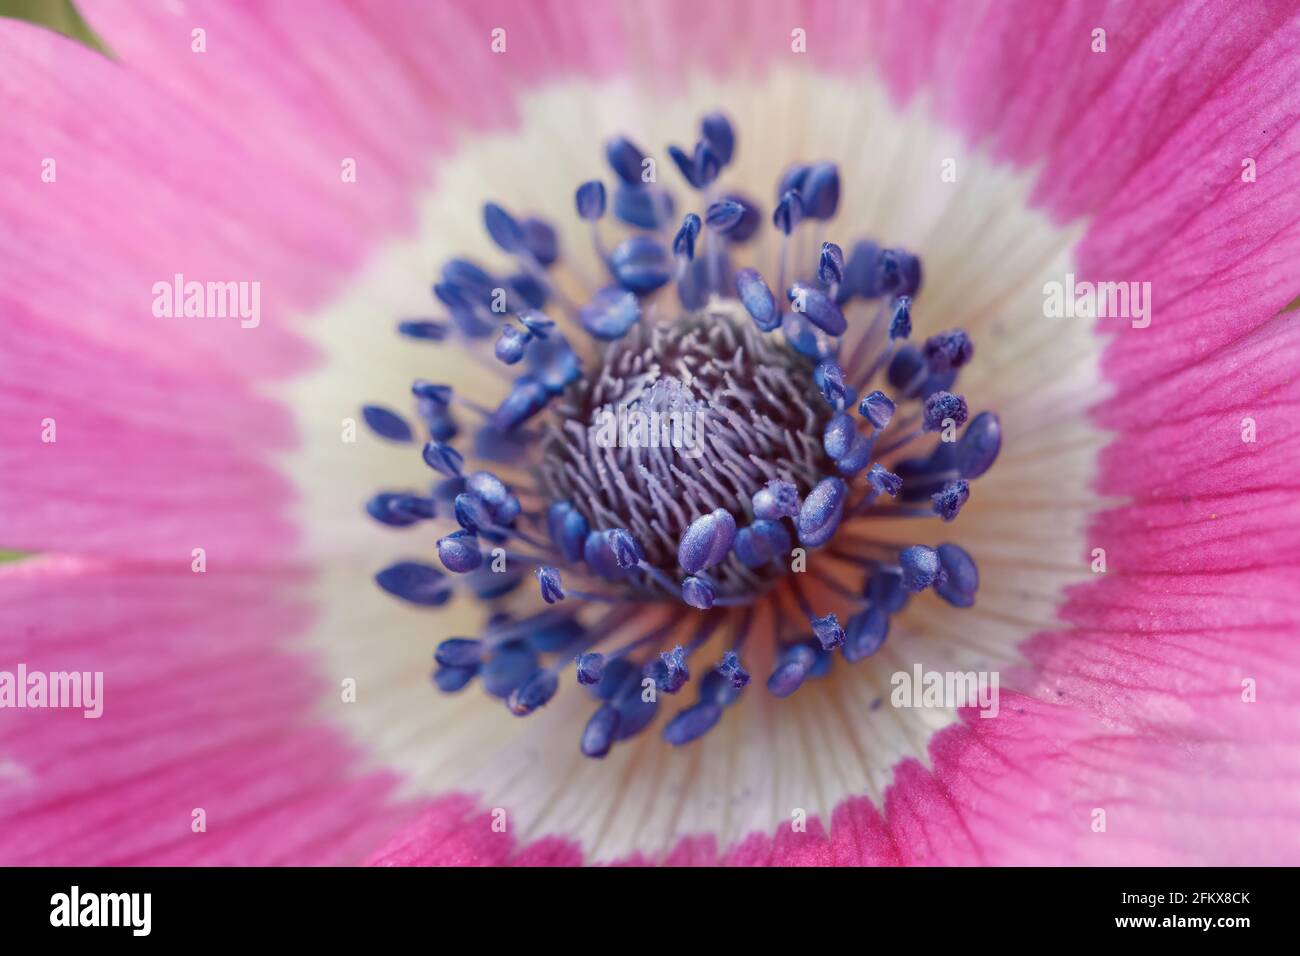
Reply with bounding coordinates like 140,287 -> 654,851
1,0 -> 1298,868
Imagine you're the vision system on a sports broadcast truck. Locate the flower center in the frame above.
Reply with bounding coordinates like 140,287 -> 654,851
540,302 -> 834,601
360,109 -> 1003,758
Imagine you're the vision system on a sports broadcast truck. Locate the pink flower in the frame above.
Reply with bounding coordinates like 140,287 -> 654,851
1,0 -> 1298,866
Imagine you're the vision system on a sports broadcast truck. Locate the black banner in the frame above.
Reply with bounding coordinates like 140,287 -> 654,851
0,866 -> 1276,941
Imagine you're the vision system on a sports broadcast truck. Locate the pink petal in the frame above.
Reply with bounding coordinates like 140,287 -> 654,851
0,557 -> 416,865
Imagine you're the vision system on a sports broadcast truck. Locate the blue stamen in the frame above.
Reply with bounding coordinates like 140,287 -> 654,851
444,304 -> 495,339
858,390 -> 895,429
421,440 -> 464,476
798,162 -> 840,220
581,704 -> 621,758
412,380 -> 453,405
366,492 -> 429,527
699,670 -> 744,707
887,344 -> 927,397
797,477 -> 848,547
508,669 -> 559,716
646,645 -> 690,694
842,239 -> 880,300
777,163 -> 810,197
667,144 -> 697,187
752,479 -> 800,520
442,258 -> 495,297
843,607 -> 888,662
576,180 -> 607,220
867,463 -> 903,497
781,312 -> 831,359
362,404 -> 414,443
579,286 -> 641,340
518,311 -> 554,338
668,140 -> 721,190
700,111 -> 736,165
835,433 -> 874,475
814,360 -> 854,408
528,614 -> 586,653
675,257 -> 710,309
605,135 -> 648,186
525,335 -> 581,394
465,470 -> 508,508
681,575 -> 716,609
535,566 -> 565,604
866,565 -> 910,613
716,651 -> 751,689
610,235 -> 673,293
494,325 -> 528,364
734,267 -> 780,332
590,657 -> 638,699
437,300 -> 493,338
957,411 -> 1002,478
935,543 -> 979,607
931,479 -> 971,521
823,412 -> 857,460
546,501 -> 589,562
922,390 -> 969,431
522,218 -> 558,267
506,273 -> 547,310
693,142 -> 722,188
923,329 -> 974,371
490,376 -> 551,431
876,247 -> 923,297
818,241 -> 845,286
483,642 -> 539,699
437,530 -> 484,573
575,652 -> 606,686
493,493 -> 522,526
888,296 -> 913,340
583,530 -> 636,581
705,199 -> 746,233
483,202 -> 525,253
899,545 -> 946,592
431,475 -> 467,508
375,561 -> 453,606
673,213 -> 702,261
812,613 -> 845,650
391,495 -> 437,521
773,189 -> 804,235
435,637 -> 484,668
662,702 -> 723,746
417,398 -> 458,442
721,194 -> 760,241
397,319 -> 449,341
606,529 -> 643,570
453,492 -> 496,535
677,508 -> 737,574
434,664 -> 478,693
767,643 -> 817,698
612,184 -> 674,229
432,279 -> 474,312
733,519 -> 791,568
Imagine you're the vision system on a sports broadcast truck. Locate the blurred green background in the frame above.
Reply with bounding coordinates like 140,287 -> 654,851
2,0 -> 102,49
